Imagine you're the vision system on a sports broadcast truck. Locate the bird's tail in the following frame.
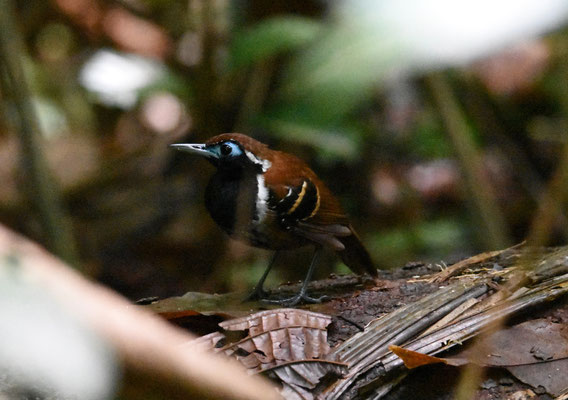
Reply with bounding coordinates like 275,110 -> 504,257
338,227 -> 377,277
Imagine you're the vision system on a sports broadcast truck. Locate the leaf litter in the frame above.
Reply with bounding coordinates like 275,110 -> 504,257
167,245 -> 568,399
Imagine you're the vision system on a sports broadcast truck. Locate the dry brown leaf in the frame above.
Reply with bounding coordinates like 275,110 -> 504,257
187,309 -> 334,371
399,318 -> 568,368
219,308 -> 332,336
147,290 -> 248,318
508,360 -> 568,397
221,325 -> 331,371
459,318 -> 568,396
392,319 -> 568,396
266,360 -> 348,400
185,331 -> 226,352
389,345 -> 449,369
147,292 -> 251,335
188,308 -> 342,398
457,319 -> 568,366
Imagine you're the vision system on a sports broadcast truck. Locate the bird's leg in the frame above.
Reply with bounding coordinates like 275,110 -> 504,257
243,251 -> 279,302
262,246 -> 329,306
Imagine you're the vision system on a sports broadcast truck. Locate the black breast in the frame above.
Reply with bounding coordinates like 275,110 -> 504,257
204,171 -> 258,236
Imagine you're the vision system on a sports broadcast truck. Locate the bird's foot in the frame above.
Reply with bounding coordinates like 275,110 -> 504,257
243,286 -> 270,302
261,292 -> 329,307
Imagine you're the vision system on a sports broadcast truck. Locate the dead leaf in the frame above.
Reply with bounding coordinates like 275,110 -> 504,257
508,360 -> 568,396
217,309 -> 333,372
187,309 -> 334,370
185,331 -> 226,352
220,325 -> 331,371
186,308 -> 342,398
146,292 -> 249,335
457,319 -> 568,366
147,291 -> 249,317
265,360 -> 348,400
392,319 -> 568,396
389,345 -> 450,369
219,308 -> 332,336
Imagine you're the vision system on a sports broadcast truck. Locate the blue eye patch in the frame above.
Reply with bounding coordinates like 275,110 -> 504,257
207,141 -> 243,158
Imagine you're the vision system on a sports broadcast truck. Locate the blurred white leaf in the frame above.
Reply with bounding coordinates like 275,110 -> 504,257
79,49 -> 164,109
0,265 -> 118,400
338,0 -> 568,68
281,0 -> 568,119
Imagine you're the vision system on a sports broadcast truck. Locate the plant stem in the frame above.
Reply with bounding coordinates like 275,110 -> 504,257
427,72 -> 511,249
0,0 -> 80,266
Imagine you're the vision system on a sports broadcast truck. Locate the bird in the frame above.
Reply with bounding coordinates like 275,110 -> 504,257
171,133 -> 377,305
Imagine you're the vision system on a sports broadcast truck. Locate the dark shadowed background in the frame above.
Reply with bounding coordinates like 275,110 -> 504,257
2,0 -> 568,300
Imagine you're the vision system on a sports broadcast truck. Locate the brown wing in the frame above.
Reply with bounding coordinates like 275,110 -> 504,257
264,151 -> 348,224
264,151 -> 350,249
264,150 -> 377,277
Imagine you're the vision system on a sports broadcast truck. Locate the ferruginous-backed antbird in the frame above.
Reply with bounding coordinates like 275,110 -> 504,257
171,133 -> 377,305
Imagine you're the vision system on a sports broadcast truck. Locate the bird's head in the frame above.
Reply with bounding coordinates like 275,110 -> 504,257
171,133 -> 272,172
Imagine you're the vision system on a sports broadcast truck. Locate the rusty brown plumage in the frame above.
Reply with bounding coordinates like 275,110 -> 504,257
201,133 -> 376,277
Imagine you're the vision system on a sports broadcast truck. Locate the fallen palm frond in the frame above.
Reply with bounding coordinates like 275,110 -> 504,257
322,247 -> 568,399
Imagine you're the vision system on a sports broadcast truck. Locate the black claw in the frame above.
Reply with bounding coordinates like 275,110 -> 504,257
243,247 -> 326,306
261,292 -> 329,306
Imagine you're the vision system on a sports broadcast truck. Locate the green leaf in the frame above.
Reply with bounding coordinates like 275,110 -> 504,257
259,112 -> 360,161
230,16 -> 322,70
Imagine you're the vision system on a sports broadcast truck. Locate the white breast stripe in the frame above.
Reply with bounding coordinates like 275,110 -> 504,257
245,150 -> 272,172
255,174 -> 269,223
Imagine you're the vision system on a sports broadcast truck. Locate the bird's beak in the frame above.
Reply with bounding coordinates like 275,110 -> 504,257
169,143 -> 218,159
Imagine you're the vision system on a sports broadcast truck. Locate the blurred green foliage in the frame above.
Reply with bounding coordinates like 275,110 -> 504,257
230,16 -> 322,70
